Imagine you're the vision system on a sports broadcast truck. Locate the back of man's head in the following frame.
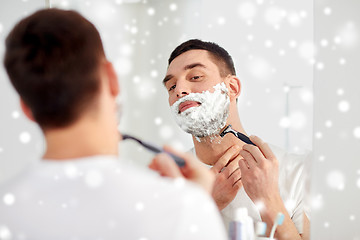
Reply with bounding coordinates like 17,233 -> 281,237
168,39 -> 236,77
4,9 -> 105,129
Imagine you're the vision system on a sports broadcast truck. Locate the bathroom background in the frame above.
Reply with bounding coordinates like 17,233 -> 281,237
0,0 -> 313,178
0,0 -> 359,239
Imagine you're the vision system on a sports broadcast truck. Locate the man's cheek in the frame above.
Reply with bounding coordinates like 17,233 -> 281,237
169,96 -> 176,107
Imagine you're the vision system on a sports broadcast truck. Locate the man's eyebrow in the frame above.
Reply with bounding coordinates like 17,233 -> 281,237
184,63 -> 206,71
163,63 -> 206,85
163,74 -> 173,85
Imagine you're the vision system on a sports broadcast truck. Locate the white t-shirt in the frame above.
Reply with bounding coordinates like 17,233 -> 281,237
190,144 -> 307,233
0,155 -> 227,240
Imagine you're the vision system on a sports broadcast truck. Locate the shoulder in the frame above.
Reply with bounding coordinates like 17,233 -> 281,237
268,144 -> 310,201
269,144 -> 309,208
268,144 -> 309,177
268,145 -> 309,232
1,155 -> 218,211
0,156 -> 227,239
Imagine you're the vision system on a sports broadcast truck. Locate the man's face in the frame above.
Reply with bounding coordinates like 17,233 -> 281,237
164,49 -> 224,111
164,49 -> 231,139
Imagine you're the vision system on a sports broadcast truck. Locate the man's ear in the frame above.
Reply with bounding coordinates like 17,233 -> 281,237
20,98 -> 35,122
105,61 -> 119,97
226,75 -> 241,101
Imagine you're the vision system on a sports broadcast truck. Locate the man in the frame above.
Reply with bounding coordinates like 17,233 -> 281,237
0,10 -> 227,239
163,39 -> 310,240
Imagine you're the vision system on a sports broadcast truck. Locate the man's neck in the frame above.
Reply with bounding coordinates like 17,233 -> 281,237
192,121 -> 247,165
43,115 -> 119,160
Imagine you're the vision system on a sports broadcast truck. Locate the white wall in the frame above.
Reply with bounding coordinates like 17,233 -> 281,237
0,0 -> 45,185
310,0 -> 360,238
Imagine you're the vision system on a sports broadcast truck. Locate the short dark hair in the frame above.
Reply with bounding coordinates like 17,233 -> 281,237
168,39 -> 236,77
4,9 -> 105,129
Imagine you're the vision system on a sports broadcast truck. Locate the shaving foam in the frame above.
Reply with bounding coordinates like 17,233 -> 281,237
171,82 -> 230,141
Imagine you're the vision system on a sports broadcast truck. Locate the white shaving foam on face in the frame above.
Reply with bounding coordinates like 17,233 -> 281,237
171,82 -> 230,141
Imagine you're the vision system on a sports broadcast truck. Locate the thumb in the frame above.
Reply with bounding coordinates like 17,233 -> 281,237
150,153 -> 183,178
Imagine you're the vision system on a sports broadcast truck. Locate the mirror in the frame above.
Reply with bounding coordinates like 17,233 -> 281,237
0,0 -> 313,173
47,0 -> 313,166
0,0 -> 313,237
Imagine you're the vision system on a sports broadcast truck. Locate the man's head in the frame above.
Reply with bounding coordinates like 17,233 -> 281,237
168,39 -> 236,78
164,39 -> 239,107
163,39 -> 241,139
4,9 -> 107,130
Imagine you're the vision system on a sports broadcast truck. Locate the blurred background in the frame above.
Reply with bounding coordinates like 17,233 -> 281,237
0,0 -> 314,178
0,0 -> 359,239
311,0 -> 360,239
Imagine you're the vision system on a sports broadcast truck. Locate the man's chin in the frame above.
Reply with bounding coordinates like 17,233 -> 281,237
191,133 -> 223,144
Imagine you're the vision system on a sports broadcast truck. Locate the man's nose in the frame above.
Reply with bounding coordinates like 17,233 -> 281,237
177,91 -> 189,98
174,81 -> 190,98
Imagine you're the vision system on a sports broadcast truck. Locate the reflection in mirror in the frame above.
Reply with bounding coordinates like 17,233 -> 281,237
50,0 -> 313,161
51,0 -> 313,239
0,0 -> 313,239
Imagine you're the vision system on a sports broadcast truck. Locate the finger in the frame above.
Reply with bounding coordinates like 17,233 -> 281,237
148,159 -> 158,171
232,176 -> 242,190
162,145 -> 199,169
150,153 -> 183,178
229,168 -> 242,187
242,144 -> 265,164
238,158 -> 249,172
162,146 -> 215,195
163,145 -> 209,179
222,157 -> 241,178
239,149 -> 257,169
249,135 -> 276,160
212,145 -> 240,173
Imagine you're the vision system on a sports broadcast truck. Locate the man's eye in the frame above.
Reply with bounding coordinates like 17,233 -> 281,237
191,76 -> 202,80
168,84 -> 176,91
